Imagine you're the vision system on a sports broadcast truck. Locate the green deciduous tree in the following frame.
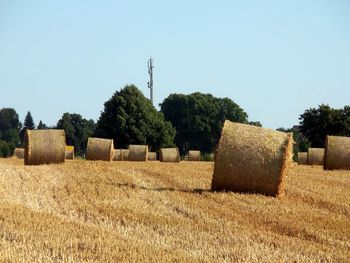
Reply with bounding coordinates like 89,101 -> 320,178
0,108 -> 22,157
95,85 -> 175,151
277,126 -> 310,161
56,113 -> 95,156
24,111 -> 35,130
160,92 -> 249,154
299,104 -> 350,147
0,108 -> 21,133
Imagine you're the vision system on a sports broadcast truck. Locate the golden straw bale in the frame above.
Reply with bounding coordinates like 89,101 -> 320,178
86,138 -> 114,161
211,121 -> 293,197
324,135 -> 350,170
128,145 -> 148,161
65,146 -> 74,160
113,149 -> 122,161
307,148 -> 324,165
297,152 -> 307,165
122,149 -> 129,161
159,148 -> 180,163
188,150 -> 201,161
25,129 -> 66,165
148,152 -> 157,161
13,148 -> 24,159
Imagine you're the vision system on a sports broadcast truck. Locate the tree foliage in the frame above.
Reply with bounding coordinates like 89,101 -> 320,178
37,120 -> 48,130
160,92 -> 248,154
95,85 -> 175,151
24,111 -> 35,130
0,108 -> 21,133
56,113 -> 95,156
0,108 -> 21,157
299,104 -> 350,147
277,126 -> 310,161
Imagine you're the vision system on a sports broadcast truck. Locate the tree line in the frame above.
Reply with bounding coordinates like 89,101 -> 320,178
1,85 -> 349,157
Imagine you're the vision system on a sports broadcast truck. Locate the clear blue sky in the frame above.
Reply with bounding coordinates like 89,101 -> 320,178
1,0 -> 349,129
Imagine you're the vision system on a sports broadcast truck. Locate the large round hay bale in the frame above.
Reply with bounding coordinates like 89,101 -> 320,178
86,138 -> 114,161
159,148 -> 180,163
297,152 -> 307,165
122,149 -> 129,161
128,145 -> 148,161
65,146 -> 74,160
13,148 -> 24,159
307,148 -> 324,165
113,149 -> 122,161
25,129 -> 66,165
148,152 -> 157,161
324,135 -> 350,170
211,121 -> 293,197
188,150 -> 201,161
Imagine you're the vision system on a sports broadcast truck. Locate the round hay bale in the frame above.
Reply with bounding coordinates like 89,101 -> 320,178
13,148 -> 24,159
128,145 -> 148,161
86,138 -> 114,161
188,150 -> 201,161
25,129 -> 66,165
122,149 -> 129,161
148,152 -> 157,161
211,121 -> 293,197
324,135 -> 350,170
113,149 -> 122,161
65,146 -> 74,160
159,148 -> 180,163
297,152 -> 307,165
307,148 -> 324,165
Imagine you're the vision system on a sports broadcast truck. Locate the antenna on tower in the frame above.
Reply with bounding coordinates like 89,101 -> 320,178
147,57 -> 154,105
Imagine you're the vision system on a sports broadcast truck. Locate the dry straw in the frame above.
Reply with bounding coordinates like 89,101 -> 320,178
324,135 -> 350,170
128,145 -> 148,161
65,146 -> 74,160
13,148 -> 24,159
25,129 -> 66,165
86,138 -> 114,161
307,148 -> 324,165
113,149 -> 122,161
211,121 -> 293,197
148,152 -> 157,161
122,149 -> 129,161
188,150 -> 201,161
159,148 -> 180,163
297,152 -> 307,165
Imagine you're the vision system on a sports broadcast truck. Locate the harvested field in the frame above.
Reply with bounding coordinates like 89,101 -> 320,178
0,158 -> 349,262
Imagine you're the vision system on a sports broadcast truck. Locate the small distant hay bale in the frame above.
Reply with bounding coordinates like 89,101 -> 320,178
324,135 -> 350,170
188,150 -> 201,161
65,146 -> 74,160
159,148 -> 180,163
148,152 -> 157,161
25,129 -> 66,165
13,148 -> 24,159
86,138 -> 114,161
211,121 -> 293,197
122,149 -> 129,161
307,148 -> 324,165
297,152 -> 307,165
128,145 -> 148,161
113,149 -> 122,161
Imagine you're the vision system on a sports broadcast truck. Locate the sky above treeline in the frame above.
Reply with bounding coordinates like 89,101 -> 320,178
1,0 -> 349,129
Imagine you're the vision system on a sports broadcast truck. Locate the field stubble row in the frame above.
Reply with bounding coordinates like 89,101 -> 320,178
0,158 -> 349,262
